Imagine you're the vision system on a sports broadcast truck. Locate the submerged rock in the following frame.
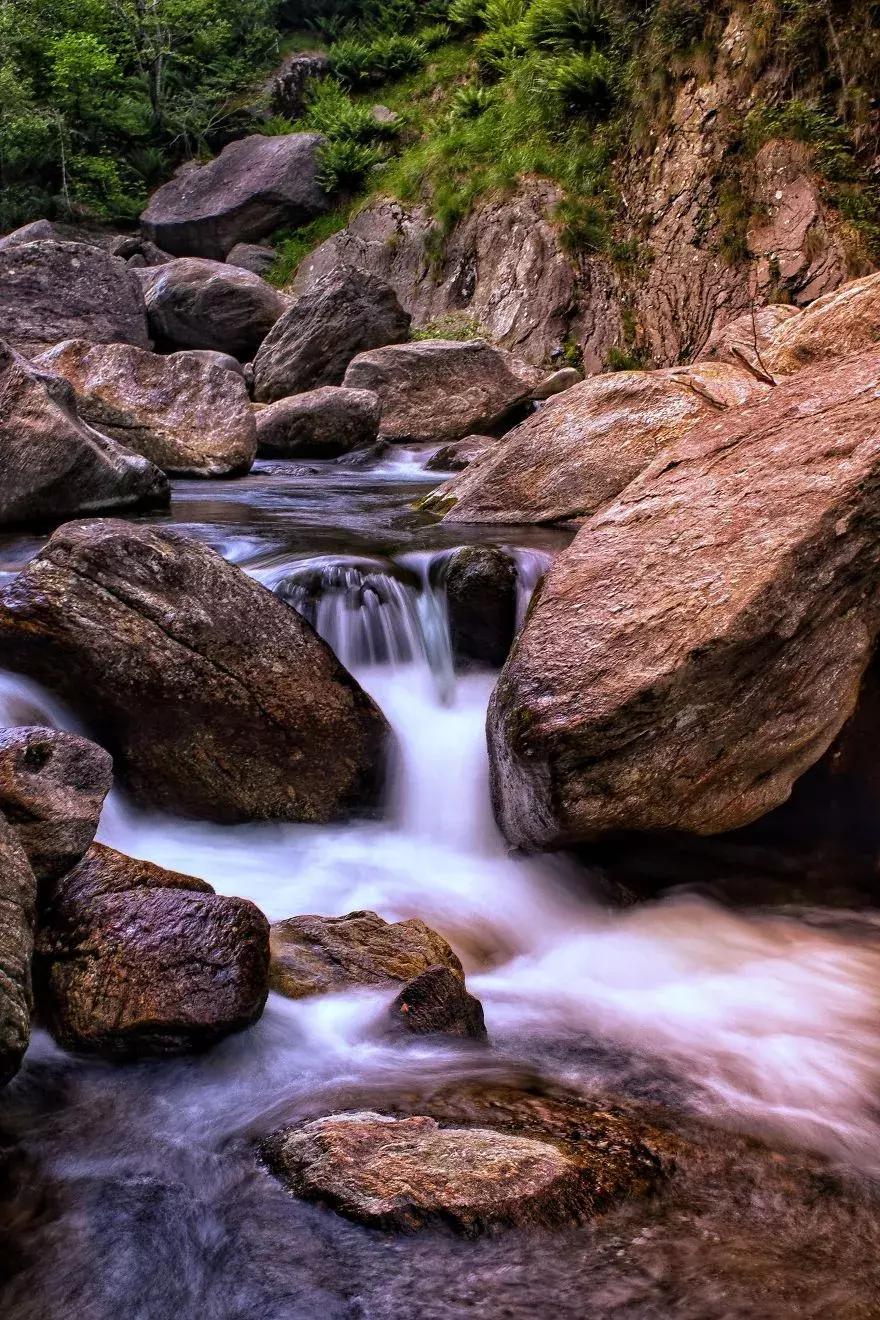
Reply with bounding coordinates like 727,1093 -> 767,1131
135,257 -> 289,359
262,1112 -> 590,1233
488,349 -> 880,848
344,339 -> 541,445
424,362 -> 769,524
0,816 -> 36,1086
0,239 -> 149,355
0,341 -> 169,529
0,521 -> 390,823
256,386 -> 381,459
387,965 -> 487,1042
269,910 -> 463,999
441,546 -> 518,670
36,340 -> 257,477
0,727 -> 112,883
253,267 -> 411,402
35,843 -> 269,1056
140,133 -> 326,259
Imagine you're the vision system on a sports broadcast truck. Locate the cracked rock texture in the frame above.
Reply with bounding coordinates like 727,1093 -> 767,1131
489,349 -> 880,848
0,520 -> 390,824
0,815 -> 36,1086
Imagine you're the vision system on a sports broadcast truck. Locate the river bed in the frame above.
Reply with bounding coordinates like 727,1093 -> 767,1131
2,455 -> 880,1318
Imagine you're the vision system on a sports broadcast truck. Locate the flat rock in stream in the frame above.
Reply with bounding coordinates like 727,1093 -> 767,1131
0,727 -> 112,883
35,843 -> 269,1056
0,341 -> 170,530
0,521 -> 391,823
0,815 -> 36,1086
269,910 -> 463,999
36,339 -> 257,477
262,1112 -> 593,1233
489,349 -> 880,848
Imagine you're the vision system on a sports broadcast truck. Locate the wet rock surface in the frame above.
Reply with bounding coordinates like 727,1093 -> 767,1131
34,843 -> 269,1056
425,434 -> 494,472
140,133 -> 326,259
489,349 -> 880,848
441,547 -> 518,670
135,257 -> 290,359
0,342 -> 169,529
253,266 -> 411,402
387,966 -> 488,1042
0,816 -> 35,1087
426,362 -> 769,524
0,239 -> 150,356
344,339 -> 541,445
0,727 -> 111,884
256,386 -> 381,459
0,521 -> 390,823
269,910 -> 463,999
36,340 -> 257,477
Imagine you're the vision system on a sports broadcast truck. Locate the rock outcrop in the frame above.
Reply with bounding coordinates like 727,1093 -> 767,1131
253,267 -> 411,402
0,342 -> 169,529
425,435 -> 494,472
763,271 -> 880,377
36,340 -> 257,477
35,843 -> 269,1056
0,727 -> 112,883
488,349 -> 880,849
344,339 -> 541,444
226,242 -> 277,277
0,239 -> 150,355
135,257 -> 289,360
0,816 -> 36,1086
271,51 -> 331,119
293,183 -> 581,368
140,133 -> 327,259
0,521 -> 390,823
698,304 -> 800,378
440,547 -> 518,670
269,910 -> 462,999
256,386 -> 380,458
387,966 -> 487,1042
425,362 -> 768,524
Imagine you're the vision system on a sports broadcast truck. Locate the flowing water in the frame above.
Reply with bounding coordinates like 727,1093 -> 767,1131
2,454 -> 880,1318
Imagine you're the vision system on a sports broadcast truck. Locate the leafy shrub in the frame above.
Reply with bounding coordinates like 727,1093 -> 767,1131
329,34 -> 426,86
653,0 -> 707,55
539,49 -> 617,118
523,0 -> 611,50
301,78 -> 399,142
449,84 -> 494,118
419,22 -> 452,48
554,194 -> 611,254
317,136 -> 385,192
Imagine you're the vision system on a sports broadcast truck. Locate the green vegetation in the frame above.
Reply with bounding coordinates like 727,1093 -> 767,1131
264,202 -> 358,286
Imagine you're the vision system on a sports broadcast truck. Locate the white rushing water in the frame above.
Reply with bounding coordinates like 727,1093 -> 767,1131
3,546 -> 880,1166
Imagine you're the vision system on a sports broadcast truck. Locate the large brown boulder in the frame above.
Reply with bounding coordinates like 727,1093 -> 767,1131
140,133 -> 327,259
0,342 -> 169,530
135,258 -> 290,360
698,304 -> 799,377
488,350 -> 880,849
252,267 -> 411,402
0,727 -> 112,883
34,843 -> 269,1057
36,340 -> 257,477
344,339 -> 542,445
764,271 -> 880,377
269,909 -> 462,999
386,966 -> 487,1042
256,386 -> 381,458
0,521 -> 390,823
422,363 -> 770,524
0,239 -> 149,355
0,816 -> 36,1086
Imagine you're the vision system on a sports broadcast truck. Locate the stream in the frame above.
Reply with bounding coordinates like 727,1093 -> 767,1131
2,454 -> 880,1318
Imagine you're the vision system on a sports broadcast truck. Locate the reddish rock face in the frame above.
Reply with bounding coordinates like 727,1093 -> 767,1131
0,342 -> 169,530
698,305 -> 800,378
0,239 -> 150,356
424,362 -> 769,525
343,339 -> 541,445
140,133 -> 327,259
252,267 -> 411,402
135,257 -> 290,360
36,340 -> 257,478
269,910 -> 462,999
35,844 -> 269,1057
488,349 -> 880,849
0,521 -> 391,824
764,271 -> 880,377
0,727 -> 112,883
0,815 -> 36,1086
